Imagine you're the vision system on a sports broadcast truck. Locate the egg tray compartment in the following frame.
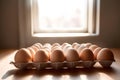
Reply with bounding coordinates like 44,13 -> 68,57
10,60 -> 115,70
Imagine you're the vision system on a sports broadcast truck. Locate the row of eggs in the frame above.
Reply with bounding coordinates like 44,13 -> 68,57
14,43 -> 115,63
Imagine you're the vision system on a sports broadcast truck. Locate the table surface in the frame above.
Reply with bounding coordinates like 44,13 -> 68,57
0,49 -> 120,80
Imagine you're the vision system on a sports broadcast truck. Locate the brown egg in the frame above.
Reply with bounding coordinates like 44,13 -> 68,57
93,47 -> 102,60
51,46 -> 62,53
50,49 -> 65,62
51,43 -> 61,50
65,48 -> 80,62
14,48 -> 32,63
43,44 -> 51,53
27,47 -> 36,61
62,44 -> 72,53
34,49 -> 49,62
44,43 -> 51,48
61,43 -> 69,49
84,43 -> 92,48
52,43 -> 60,48
79,48 -> 94,61
43,47 -> 51,55
31,46 -> 39,52
33,43 -> 43,49
33,44 -> 40,49
72,42 -> 79,48
89,45 -> 98,52
77,44 -> 86,54
74,44 -> 81,50
97,48 -> 114,61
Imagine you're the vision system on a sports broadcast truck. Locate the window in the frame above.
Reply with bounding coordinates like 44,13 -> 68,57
18,0 -> 100,47
30,0 -> 100,37
34,0 -> 87,33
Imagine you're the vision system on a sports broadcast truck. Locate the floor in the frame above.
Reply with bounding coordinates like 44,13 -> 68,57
0,49 -> 120,80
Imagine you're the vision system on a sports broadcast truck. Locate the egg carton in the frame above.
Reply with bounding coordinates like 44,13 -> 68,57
10,60 -> 115,70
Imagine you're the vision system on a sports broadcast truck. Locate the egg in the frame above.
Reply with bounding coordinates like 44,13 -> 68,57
77,44 -> 86,54
33,43 -> 43,49
51,46 -> 62,53
52,43 -> 60,48
79,48 -> 94,61
51,43 -> 61,50
14,48 -> 32,63
44,43 -> 51,49
74,44 -> 81,50
34,49 -> 49,62
43,46 -> 51,50
61,43 -> 69,49
31,46 -> 39,52
97,48 -> 114,61
50,48 -> 65,62
43,47 -> 51,55
93,47 -> 102,60
84,43 -> 92,48
65,48 -> 80,62
72,42 -> 79,48
89,45 -> 98,52
43,44 -> 51,53
62,44 -> 72,53
27,47 -> 36,61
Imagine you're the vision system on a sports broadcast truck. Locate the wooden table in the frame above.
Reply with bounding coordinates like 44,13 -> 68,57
0,49 -> 120,80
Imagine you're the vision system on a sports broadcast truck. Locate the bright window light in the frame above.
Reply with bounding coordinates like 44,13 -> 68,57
37,0 -> 87,32
31,0 -> 100,37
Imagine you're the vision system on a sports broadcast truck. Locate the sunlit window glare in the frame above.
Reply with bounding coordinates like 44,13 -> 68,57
37,0 -> 87,31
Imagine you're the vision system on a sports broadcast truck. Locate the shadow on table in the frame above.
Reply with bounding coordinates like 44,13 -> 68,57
1,67 -> 117,80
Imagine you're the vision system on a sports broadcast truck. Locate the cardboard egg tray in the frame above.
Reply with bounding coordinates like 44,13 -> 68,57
10,60 -> 115,70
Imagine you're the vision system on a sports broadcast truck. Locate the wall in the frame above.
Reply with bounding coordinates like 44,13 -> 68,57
99,0 -> 120,47
0,0 -> 120,49
0,0 -> 19,49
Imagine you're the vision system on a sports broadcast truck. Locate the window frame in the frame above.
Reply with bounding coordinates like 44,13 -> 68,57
30,0 -> 100,37
18,0 -> 100,47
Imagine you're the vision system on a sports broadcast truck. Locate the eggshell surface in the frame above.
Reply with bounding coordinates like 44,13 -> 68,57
14,48 -> 32,63
65,48 -> 80,62
79,48 -> 94,61
89,45 -> 98,52
50,49 -> 65,62
97,48 -> 114,61
34,49 -> 49,62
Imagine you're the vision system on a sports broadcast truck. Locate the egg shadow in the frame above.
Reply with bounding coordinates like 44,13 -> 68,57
1,67 -> 116,80
31,67 -> 116,80
1,69 -> 36,80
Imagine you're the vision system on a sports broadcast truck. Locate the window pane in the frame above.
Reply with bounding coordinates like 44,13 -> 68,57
37,0 -> 88,32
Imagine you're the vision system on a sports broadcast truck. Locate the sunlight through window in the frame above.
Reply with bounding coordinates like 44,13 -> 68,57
37,0 -> 87,32
31,0 -> 100,37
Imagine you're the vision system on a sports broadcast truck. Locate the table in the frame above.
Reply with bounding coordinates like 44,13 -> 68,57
0,49 -> 120,80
